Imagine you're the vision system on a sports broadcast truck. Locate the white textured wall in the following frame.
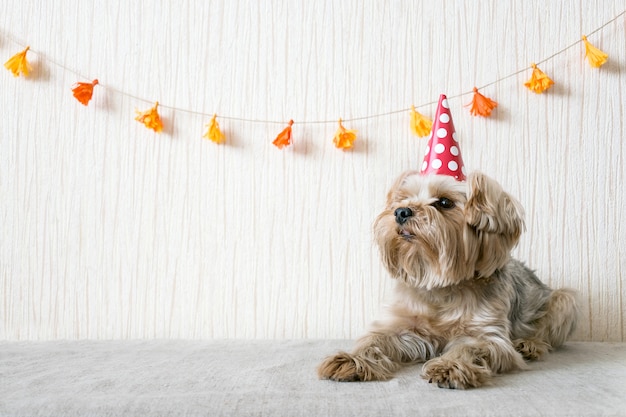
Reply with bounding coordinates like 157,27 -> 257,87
1,1 -> 624,341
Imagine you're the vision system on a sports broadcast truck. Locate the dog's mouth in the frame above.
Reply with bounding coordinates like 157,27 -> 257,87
398,228 -> 414,240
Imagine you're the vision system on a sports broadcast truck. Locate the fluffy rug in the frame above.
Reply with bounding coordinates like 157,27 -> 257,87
1,340 -> 625,416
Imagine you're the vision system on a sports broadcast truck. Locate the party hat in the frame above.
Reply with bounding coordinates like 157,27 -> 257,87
420,94 -> 466,181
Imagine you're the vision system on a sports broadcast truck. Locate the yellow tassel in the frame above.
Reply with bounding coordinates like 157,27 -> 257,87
135,101 -> 163,133
333,119 -> 357,150
582,35 -> 608,68
410,106 -> 433,137
203,114 -> 225,144
4,46 -> 32,77
524,63 -> 554,94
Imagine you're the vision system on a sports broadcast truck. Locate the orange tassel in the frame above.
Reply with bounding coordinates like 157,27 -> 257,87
203,114 -> 225,144
467,87 -> 498,117
333,119 -> 357,150
582,35 -> 608,68
272,120 -> 294,149
135,101 -> 163,133
4,46 -> 32,77
71,79 -> 99,106
409,106 -> 433,137
524,63 -> 554,94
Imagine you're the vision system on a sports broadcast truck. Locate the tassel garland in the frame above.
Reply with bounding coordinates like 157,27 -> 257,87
273,120 -> 294,149
1,10 -> 622,144
581,35 -> 608,68
410,106 -> 433,137
204,114 -> 225,144
72,79 -> 99,106
524,63 -> 554,93
135,101 -> 164,133
4,46 -> 32,77
467,87 -> 498,117
333,119 -> 357,150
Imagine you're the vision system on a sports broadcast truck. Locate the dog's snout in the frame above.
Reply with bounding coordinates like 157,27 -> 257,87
394,207 -> 413,224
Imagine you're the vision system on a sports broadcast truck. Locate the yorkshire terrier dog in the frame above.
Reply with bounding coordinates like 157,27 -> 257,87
318,170 -> 578,389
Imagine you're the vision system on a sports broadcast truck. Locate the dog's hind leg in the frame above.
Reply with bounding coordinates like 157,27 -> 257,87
516,288 -> 579,359
535,288 -> 579,348
513,337 -> 551,360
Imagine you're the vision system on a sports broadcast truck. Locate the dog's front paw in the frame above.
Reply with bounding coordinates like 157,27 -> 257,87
422,357 -> 491,389
318,351 -> 393,382
318,352 -> 363,381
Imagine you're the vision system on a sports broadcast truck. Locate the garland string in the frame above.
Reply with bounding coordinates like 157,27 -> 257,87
1,10 -> 624,143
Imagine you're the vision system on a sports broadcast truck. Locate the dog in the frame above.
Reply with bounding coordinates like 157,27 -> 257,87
318,170 -> 578,389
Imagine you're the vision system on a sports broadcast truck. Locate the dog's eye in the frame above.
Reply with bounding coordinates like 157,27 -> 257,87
432,198 -> 455,210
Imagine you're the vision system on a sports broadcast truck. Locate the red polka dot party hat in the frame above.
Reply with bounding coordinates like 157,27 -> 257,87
420,94 -> 467,181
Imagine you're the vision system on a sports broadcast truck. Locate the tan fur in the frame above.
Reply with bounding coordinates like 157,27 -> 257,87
318,171 -> 579,389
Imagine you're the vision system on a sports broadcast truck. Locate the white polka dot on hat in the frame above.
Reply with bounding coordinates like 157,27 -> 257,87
420,94 -> 467,181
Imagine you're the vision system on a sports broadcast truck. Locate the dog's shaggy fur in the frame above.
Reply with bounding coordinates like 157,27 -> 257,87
318,171 -> 578,389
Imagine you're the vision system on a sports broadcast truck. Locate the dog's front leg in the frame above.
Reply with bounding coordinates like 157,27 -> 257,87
318,330 -> 438,382
422,336 -> 526,389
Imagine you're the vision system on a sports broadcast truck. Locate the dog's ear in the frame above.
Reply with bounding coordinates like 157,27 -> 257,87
385,170 -> 420,206
464,172 -> 526,277
465,171 -> 525,239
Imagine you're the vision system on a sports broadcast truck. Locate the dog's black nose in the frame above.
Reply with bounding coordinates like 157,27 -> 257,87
394,207 -> 413,224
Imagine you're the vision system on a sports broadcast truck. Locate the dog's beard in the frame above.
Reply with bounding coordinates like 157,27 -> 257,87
374,204 -> 475,290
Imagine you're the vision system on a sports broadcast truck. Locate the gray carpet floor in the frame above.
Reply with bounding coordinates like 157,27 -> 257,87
1,340 -> 625,416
